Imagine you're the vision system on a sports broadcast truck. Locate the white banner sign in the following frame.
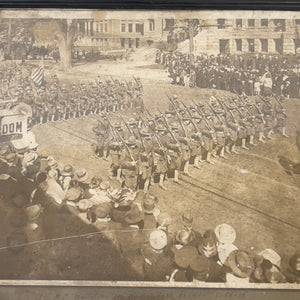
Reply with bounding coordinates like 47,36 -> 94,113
0,114 -> 27,142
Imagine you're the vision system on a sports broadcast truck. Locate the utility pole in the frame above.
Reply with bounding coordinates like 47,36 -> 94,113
188,19 -> 195,65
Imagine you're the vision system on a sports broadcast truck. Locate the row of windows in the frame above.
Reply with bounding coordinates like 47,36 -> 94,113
120,19 -> 155,33
234,38 -> 282,53
217,18 -> 287,30
95,21 -> 108,33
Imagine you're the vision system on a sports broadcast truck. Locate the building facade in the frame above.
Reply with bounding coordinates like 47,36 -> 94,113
75,18 -> 175,50
193,18 -> 300,55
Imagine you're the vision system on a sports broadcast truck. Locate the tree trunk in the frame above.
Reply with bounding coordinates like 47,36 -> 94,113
59,38 -> 72,71
58,20 -> 76,71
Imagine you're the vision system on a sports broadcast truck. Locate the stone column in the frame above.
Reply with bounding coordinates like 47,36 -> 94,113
242,39 -> 248,53
268,39 -> 276,53
283,38 -> 295,54
255,39 -> 261,53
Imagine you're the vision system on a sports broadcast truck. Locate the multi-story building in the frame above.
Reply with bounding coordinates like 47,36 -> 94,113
75,18 -> 175,50
66,17 -> 300,56
193,18 -> 300,55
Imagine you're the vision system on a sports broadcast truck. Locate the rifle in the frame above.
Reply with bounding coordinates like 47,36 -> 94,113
274,95 -> 285,110
119,114 -> 138,139
253,103 -> 266,124
234,92 -> 253,115
106,117 -> 118,142
192,99 -> 213,131
133,75 -> 139,86
138,113 -> 163,148
157,108 -> 178,143
208,103 -> 223,125
180,100 -> 198,132
223,102 -> 238,123
116,130 -> 135,162
166,94 -> 187,137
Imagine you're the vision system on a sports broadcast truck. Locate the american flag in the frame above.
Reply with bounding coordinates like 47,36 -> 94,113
31,61 -> 44,86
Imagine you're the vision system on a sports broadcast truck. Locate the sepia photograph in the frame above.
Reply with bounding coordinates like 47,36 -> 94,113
0,9 -> 299,289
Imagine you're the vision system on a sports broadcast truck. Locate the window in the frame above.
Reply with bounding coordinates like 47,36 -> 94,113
96,22 -> 99,33
128,23 -> 133,33
121,21 -> 126,32
248,19 -> 255,27
261,19 -> 268,27
165,19 -> 175,30
236,39 -> 242,51
260,39 -> 268,52
248,39 -> 255,52
217,18 -> 226,29
149,19 -> 155,31
136,23 -> 140,33
296,19 -> 300,25
104,22 -> 108,33
274,19 -> 286,32
100,22 -> 103,33
236,19 -> 242,27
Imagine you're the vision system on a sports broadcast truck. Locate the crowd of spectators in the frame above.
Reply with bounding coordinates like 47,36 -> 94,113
156,51 -> 300,98
0,134 -> 299,283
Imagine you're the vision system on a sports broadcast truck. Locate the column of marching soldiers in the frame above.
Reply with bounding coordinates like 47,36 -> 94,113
1,64 -> 299,284
94,91 -> 288,192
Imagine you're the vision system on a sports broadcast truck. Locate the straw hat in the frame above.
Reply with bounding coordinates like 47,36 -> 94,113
149,230 -> 167,251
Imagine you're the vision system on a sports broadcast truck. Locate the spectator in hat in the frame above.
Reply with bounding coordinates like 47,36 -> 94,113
198,230 -> 219,262
169,245 -> 199,282
283,251 -> 300,283
141,230 -> 174,281
186,254 -> 226,283
224,250 -> 255,283
59,164 -> 74,191
142,195 -> 160,229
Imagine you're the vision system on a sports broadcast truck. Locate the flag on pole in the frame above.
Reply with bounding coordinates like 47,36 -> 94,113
31,59 -> 44,86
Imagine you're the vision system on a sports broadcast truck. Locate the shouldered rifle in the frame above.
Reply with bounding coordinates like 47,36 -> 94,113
208,103 -> 223,125
274,95 -> 285,110
116,130 -> 135,162
157,108 -> 178,143
106,117 -> 118,142
119,114 -> 138,138
223,102 -> 238,123
180,100 -> 198,132
233,93 -> 253,115
133,75 -> 139,86
138,113 -> 163,148
166,94 -> 187,137
253,103 -> 266,124
192,99 -> 213,131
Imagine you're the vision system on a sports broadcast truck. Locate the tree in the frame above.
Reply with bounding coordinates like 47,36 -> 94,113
32,19 -> 78,71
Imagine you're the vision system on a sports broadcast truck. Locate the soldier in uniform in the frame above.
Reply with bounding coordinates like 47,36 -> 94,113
92,115 -> 110,160
119,136 -> 140,190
